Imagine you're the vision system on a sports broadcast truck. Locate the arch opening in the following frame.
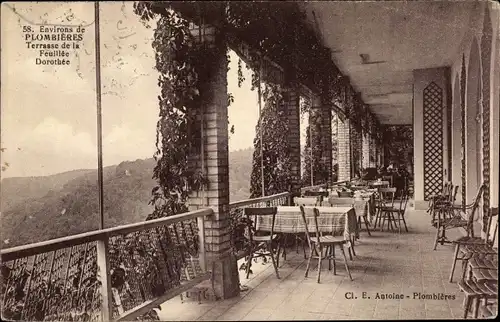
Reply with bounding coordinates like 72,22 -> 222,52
465,38 -> 482,205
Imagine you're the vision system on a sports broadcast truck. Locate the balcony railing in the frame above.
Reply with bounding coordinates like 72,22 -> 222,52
1,184 -> 349,321
1,208 -> 213,322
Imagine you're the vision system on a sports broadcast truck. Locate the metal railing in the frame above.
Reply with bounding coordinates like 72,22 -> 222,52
1,208 -> 213,322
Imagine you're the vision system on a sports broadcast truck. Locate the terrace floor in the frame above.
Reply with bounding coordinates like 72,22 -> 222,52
158,205 -> 469,320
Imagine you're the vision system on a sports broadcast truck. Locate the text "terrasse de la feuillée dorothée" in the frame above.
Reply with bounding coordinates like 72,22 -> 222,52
23,25 -> 85,66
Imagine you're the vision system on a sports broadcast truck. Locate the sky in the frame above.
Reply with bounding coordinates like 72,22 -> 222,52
1,2 -> 259,178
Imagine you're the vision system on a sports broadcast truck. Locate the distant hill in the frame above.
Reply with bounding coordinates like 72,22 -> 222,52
1,169 -> 95,211
1,150 -> 253,248
228,147 -> 253,202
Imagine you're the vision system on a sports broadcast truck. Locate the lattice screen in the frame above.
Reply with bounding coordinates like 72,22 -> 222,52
423,82 -> 444,200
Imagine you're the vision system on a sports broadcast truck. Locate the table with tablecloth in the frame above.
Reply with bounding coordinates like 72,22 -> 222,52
256,206 -> 357,244
324,192 -> 376,223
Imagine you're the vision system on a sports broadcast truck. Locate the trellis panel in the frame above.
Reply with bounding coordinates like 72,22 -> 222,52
423,82 -> 444,200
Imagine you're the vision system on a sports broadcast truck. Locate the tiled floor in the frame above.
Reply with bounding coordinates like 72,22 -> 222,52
158,207 -> 471,320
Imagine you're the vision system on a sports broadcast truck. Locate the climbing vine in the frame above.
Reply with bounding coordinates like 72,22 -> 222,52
249,82 -> 293,197
133,4 -> 226,220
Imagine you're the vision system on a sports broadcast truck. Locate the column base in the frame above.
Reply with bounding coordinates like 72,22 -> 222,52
414,200 -> 429,210
210,253 -> 240,300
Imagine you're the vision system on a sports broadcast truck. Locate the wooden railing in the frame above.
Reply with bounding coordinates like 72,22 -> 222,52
1,208 -> 213,322
228,192 -> 292,260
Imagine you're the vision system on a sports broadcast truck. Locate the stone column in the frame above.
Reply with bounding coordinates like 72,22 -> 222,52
284,83 -> 301,194
187,24 -> 239,299
362,131 -> 370,169
337,118 -> 351,181
310,94 -> 332,185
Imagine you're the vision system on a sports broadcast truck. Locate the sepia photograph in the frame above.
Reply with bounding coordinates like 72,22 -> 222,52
1,0 -> 499,320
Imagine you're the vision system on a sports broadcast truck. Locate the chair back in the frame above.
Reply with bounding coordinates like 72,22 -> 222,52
244,207 -> 278,237
449,185 -> 459,204
377,187 -> 396,208
442,181 -> 450,196
382,175 -> 393,187
294,196 -> 321,206
465,184 -> 485,236
299,206 -> 321,246
397,189 -> 409,214
485,208 -> 498,248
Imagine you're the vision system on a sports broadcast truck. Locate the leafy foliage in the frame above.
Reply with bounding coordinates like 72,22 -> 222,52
249,83 -> 293,198
383,125 -> 414,171
132,5 -> 227,220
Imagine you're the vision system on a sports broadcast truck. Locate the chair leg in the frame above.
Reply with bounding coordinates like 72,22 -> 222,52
332,245 -> 337,275
473,297 -> 481,319
328,246 -> 332,271
449,244 -> 460,282
304,246 -> 314,278
363,216 -> 372,236
464,295 -> 472,319
401,213 -> 409,232
268,242 -> 280,279
340,245 -> 353,281
350,237 -> 356,258
245,250 -> 254,279
373,210 -> 380,229
347,245 -> 353,261
316,245 -> 322,283
302,236 -> 307,260
433,226 -> 441,250
276,238 -> 281,268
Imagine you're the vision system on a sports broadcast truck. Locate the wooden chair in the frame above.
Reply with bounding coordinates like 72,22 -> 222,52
299,206 -> 352,283
434,184 -> 485,251
324,196 -> 365,259
450,207 -> 498,282
431,184 -> 458,227
243,207 -> 280,279
458,278 -> 497,319
382,189 -> 410,234
291,196 -> 323,259
373,187 -> 397,231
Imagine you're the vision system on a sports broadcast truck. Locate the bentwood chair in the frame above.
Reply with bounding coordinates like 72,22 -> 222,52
299,206 -> 353,283
243,207 -> 280,279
